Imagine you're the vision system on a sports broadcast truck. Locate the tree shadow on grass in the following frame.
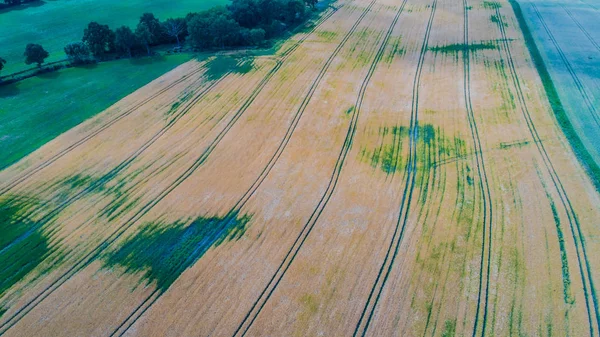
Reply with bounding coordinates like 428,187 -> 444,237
73,63 -> 99,70
129,55 -> 168,66
36,70 -> 61,80
0,83 -> 20,98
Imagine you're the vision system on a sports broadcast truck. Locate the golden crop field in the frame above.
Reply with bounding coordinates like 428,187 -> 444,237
1,0 -> 599,335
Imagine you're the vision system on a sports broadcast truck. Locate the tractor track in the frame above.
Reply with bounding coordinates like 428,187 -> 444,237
352,0 -> 438,334
0,6 -> 342,334
498,3 -> 599,334
462,0 -> 494,335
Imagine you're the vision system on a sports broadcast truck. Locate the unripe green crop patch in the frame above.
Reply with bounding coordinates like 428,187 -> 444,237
102,211 -> 251,292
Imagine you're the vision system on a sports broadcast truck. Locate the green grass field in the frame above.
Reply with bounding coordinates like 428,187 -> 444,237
0,0 -> 227,75
0,53 -> 194,170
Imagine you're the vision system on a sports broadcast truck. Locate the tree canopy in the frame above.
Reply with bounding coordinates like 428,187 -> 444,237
115,26 -> 138,57
164,18 -> 187,47
83,22 -> 115,57
64,42 -> 90,64
135,23 -> 153,55
24,44 -> 49,67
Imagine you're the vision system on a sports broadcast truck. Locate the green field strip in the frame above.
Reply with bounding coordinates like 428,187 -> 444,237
508,0 -> 600,192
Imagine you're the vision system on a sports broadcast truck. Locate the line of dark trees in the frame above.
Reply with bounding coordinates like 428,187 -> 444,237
0,0 -> 319,78
65,0 -> 319,63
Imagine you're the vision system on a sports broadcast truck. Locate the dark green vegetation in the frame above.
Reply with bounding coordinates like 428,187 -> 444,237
359,124 -> 467,174
429,42 -> 496,54
0,196 -> 53,297
103,212 -> 251,291
441,319 -> 457,337
23,43 -> 49,67
482,0 -> 501,9
0,53 -> 192,169
490,14 -> 508,27
385,36 -> 405,63
508,0 -> 600,192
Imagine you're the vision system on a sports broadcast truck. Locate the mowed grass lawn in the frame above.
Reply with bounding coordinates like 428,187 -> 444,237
0,0 -> 227,75
0,53 -> 195,170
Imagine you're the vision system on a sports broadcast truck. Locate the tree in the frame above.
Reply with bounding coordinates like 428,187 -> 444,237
115,26 -> 137,57
24,43 -> 49,67
83,22 -> 115,57
139,13 -> 163,44
257,0 -> 283,24
284,0 -> 306,23
0,57 -> 6,77
163,18 -> 186,47
135,23 -> 153,55
64,42 -> 90,64
187,12 -> 215,49
4,0 -> 21,5
210,15 -> 241,48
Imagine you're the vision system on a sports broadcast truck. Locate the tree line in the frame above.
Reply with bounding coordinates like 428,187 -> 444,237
0,0 -> 319,78
0,0 -> 318,77
76,0 -> 318,60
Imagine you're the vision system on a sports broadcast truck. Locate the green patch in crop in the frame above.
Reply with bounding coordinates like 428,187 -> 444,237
482,0 -> 501,9
499,139 -> 531,149
103,211 -> 251,291
385,36 -> 406,63
316,30 -> 338,42
359,124 -> 467,175
509,0 -> 600,192
442,319 -> 456,337
429,42 -> 497,55
491,14 -> 508,27
0,196 -> 54,297
167,90 -> 196,116
345,106 -> 355,115
0,307 -> 6,318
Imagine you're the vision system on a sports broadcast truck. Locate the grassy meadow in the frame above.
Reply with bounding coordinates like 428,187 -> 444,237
0,53 -> 194,169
